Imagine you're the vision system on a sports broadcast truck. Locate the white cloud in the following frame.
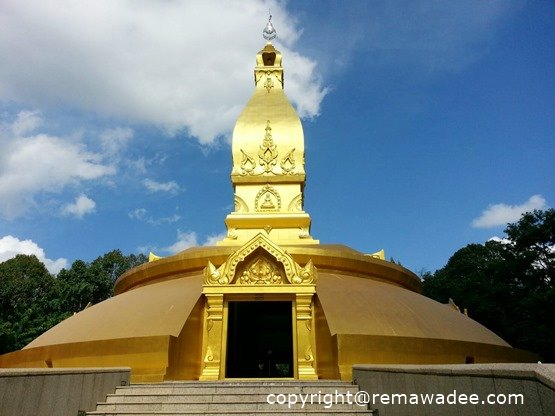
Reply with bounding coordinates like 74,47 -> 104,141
0,235 -> 68,274
100,127 -> 134,157
129,207 -> 181,226
143,179 -> 180,194
0,112 -> 116,219
62,194 -> 96,218
10,109 -> 42,136
472,195 -> 547,228
153,214 -> 181,226
282,50 -> 328,118
0,0 -> 326,144
204,232 -> 227,246
488,236 -> 513,245
127,158 -> 148,175
160,229 -> 225,254
129,208 -> 148,221
162,230 -> 199,255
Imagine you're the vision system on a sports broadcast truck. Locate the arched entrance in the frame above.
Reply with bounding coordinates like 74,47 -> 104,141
225,300 -> 294,378
199,233 -> 317,380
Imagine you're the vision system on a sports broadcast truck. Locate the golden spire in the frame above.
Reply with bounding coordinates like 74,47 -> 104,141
217,20 -> 317,246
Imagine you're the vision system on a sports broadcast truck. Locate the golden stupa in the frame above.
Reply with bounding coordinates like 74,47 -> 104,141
0,20 -> 533,382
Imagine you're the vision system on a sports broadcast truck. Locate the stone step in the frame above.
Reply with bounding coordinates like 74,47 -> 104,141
106,392 -> 362,403
113,385 -> 360,395
94,401 -> 367,412
119,382 -> 355,386
87,412 -> 371,416
117,380 -> 355,388
87,381 -> 374,415
127,381 -> 351,385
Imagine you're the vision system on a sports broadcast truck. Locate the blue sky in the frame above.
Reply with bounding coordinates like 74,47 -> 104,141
0,0 -> 553,275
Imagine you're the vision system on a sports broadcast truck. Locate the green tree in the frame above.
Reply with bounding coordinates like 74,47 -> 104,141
423,209 -> 555,362
58,250 -> 148,314
0,255 -> 64,353
505,209 -> 555,279
0,250 -> 147,354
503,209 -> 555,359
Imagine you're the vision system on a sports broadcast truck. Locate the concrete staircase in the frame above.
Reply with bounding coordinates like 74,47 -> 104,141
86,380 -> 374,415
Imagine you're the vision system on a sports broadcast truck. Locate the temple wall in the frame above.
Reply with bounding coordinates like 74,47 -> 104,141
337,334 -> 537,381
313,297 -> 339,379
166,298 -> 204,380
0,367 -> 130,416
0,336 -> 172,383
352,363 -> 555,415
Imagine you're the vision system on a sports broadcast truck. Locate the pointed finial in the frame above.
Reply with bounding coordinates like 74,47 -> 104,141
263,13 -> 277,41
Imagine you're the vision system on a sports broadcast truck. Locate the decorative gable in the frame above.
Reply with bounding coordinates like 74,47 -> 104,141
203,232 -> 316,286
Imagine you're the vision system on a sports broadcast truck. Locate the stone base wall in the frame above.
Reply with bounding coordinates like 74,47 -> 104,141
352,363 -> 555,416
0,367 -> 130,416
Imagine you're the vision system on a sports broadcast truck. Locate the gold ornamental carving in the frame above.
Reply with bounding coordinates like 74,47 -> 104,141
304,345 -> 314,362
205,261 -> 229,285
255,185 -> 281,212
204,346 -> 214,362
226,228 -> 238,240
295,293 -> 317,379
288,194 -> 303,212
199,294 -> 223,380
294,259 -> 315,284
234,195 -> 249,213
239,150 -> 256,174
299,227 -> 310,239
239,257 -> 283,285
263,75 -> 274,93
203,233 -> 316,286
280,148 -> 296,174
239,120 -> 297,176
255,70 -> 283,89
258,120 -> 278,173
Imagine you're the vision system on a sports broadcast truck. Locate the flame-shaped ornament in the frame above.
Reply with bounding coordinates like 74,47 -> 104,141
263,15 -> 277,41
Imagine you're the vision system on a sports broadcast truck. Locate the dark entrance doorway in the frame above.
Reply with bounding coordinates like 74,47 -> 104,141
226,301 -> 293,378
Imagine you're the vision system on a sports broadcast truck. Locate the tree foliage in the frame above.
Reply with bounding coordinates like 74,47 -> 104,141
0,250 -> 147,354
57,250 -> 147,313
423,209 -> 555,362
0,255 -> 64,352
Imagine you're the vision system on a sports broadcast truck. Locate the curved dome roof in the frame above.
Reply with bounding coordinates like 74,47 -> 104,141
24,245 -> 509,350
25,274 -> 202,349
317,273 -> 509,346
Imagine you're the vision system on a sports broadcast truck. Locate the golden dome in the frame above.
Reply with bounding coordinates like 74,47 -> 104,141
5,242 -> 531,382
0,35 -> 535,382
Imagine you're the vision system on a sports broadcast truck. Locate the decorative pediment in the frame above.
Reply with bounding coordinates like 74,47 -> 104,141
203,233 -> 316,286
